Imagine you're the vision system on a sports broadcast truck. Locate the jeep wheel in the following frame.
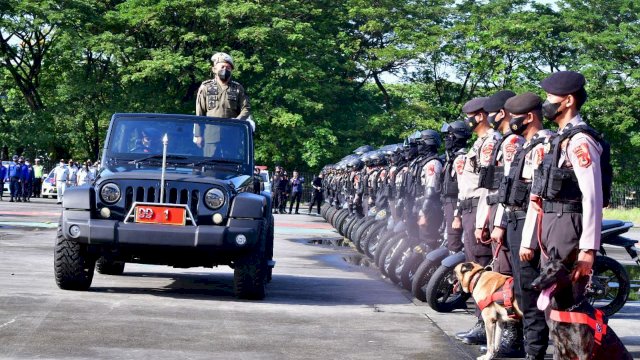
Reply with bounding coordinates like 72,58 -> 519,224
54,220 -> 95,290
96,256 -> 126,275
234,253 -> 266,300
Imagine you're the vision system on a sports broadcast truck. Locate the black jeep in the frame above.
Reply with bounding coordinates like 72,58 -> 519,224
54,113 -> 274,299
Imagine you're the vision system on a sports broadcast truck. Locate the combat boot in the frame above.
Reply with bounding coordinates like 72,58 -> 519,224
479,321 -> 525,357
455,319 -> 486,345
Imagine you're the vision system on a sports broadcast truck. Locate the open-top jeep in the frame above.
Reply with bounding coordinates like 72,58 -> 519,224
54,113 -> 274,299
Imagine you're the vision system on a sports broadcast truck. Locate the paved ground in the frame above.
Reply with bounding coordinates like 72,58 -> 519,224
0,198 -> 470,360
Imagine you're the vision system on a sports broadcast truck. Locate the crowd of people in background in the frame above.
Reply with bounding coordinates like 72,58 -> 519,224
270,166 -> 306,214
0,156 -> 100,204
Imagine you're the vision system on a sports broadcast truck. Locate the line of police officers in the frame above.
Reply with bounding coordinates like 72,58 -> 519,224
321,71 -> 604,360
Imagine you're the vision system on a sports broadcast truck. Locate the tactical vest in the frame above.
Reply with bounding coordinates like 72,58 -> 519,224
205,80 -> 240,112
478,133 -> 512,190
498,137 -> 548,208
531,126 -> 612,206
406,155 -> 439,198
442,151 -> 464,197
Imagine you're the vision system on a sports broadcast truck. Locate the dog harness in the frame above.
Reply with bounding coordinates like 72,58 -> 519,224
550,308 -> 608,348
476,277 -> 518,318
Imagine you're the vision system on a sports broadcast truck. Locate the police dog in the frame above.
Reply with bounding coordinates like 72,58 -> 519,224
532,257 -> 632,360
454,262 -> 522,360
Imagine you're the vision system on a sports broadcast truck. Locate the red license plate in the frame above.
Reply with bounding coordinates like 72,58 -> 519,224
135,205 -> 186,226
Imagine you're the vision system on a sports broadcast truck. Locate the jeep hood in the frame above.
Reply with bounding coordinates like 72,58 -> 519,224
97,166 -> 252,189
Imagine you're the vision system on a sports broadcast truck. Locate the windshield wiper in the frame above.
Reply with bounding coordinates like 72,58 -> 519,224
129,154 -> 189,165
192,158 -> 243,171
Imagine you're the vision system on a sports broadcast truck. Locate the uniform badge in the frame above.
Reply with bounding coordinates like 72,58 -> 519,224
426,163 -> 435,176
504,143 -> 517,163
534,147 -> 545,166
481,143 -> 494,163
573,142 -> 592,168
455,157 -> 465,175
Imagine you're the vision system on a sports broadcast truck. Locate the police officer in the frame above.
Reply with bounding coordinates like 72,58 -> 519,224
21,158 -> 35,202
526,71 -> 603,299
0,160 -> 7,200
289,171 -> 304,214
501,92 -> 554,360
440,120 -> 471,254
33,158 -> 44,198
8,155 -> 21,202
417,130 -> 444,252
54,159 -> 70,204
309,173 -> 324,215
454,97 -> 501,345
194,52 -> 252,156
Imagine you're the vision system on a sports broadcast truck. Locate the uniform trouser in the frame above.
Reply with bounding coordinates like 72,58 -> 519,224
443,199 -> 463,253
309,190 -> 322,214
507,211 -> 548,357
22,181 -> 32,199
272,189 -> 282,211
279,192 -> 288,211
488,203 -> 513,276
56,181 -> 67,202
419,198 -> 443,249
0,180 -> 4,198
462,205 -> 492,318
10,177 -> 20,198
33,178 -> 42,197
289,192 -> 302,213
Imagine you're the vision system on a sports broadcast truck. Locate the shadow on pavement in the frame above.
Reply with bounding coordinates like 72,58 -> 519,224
90,271 -> 409,306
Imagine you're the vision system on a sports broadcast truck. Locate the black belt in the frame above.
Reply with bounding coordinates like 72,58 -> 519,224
542,201 -> 582,214
442,196 -> 457,204
506,209 -> 527,222
486,194 -> 500,206
460,197 -> 480,211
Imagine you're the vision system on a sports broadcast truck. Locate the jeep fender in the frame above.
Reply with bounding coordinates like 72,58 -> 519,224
62,186 -> 95,210
440,251 -> 466,268
229,192 -> 267,219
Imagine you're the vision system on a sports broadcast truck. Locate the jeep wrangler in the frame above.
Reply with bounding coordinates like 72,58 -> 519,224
54,113 -> 274,299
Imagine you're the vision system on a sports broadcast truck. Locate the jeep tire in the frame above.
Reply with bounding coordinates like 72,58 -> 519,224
96,256 -> 126,275
234,252 -> 266,300
54,219 -> 95,290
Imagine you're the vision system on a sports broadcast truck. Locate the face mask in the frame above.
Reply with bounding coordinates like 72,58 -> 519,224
444,135 -> 456,150
542,99 -> 563,121
217,68 -> 231,82
466,115 -> 481,131
509,115 -> 528,135
487,114 -> 499,129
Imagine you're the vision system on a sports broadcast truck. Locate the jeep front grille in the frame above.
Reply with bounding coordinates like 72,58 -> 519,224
124,186 -> 200,217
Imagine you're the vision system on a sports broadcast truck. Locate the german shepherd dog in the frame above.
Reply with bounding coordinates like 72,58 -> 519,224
531,257 -> 632,360
454,262 -> 522,360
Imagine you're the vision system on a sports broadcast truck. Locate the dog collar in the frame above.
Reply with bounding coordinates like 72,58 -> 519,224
468,269 -> 485,294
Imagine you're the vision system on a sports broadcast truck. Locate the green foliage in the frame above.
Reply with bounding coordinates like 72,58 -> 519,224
0,0 -> 638,184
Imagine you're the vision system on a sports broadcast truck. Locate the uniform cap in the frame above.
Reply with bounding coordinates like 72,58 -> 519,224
483,90 -> 516,113
504,92 -> 543,115
462,97 -> 488,114
540,71 -> 586,95
210,52 -> 234,69
12,155 -> 18,161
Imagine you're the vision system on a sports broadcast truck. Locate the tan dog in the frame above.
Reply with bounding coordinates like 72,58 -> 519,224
454,262 -> 523,360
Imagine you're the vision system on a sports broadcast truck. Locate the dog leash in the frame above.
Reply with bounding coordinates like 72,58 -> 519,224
533,197 -> 549,259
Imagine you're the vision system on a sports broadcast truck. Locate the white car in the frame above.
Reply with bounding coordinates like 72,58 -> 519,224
259,169 -> 271,193
41,169 -> 57,198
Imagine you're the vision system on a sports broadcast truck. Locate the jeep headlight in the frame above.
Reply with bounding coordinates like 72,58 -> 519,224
204,188 -> 225,209
100,183 -> 121,204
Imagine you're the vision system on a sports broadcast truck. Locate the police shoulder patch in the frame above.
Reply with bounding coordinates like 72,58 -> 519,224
426,163 -> 436,176
572,142 -> 592,168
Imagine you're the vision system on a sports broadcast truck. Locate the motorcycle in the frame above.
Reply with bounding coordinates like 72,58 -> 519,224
424,219 -> 635,316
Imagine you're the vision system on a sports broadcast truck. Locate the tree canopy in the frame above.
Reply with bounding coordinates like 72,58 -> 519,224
1,0 -> 638,183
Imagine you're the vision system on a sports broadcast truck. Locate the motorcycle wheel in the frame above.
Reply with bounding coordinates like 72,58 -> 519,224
589,255 -> 630,317
344,215 -> 360,240
425,264 -> 470,312
359,221 -> 387,255
334,210 -> 350,235
389,243 -> 414,284
380,237 -> 407,278
348,217 -> 367,242
365,227 -> 391,259
321,203 -> 330,219
411,258 -> 441,302
353,218 -> 377,252
400,251 -> 426,291
374,231 -> 404,267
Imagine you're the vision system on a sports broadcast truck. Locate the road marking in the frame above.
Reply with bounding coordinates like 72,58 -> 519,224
0,210 -> 60,216
0,318 -> 16,329
0,221 -> 58,228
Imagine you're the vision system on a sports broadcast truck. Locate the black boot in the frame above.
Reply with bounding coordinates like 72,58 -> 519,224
479,321 -> 525,357
455,319 -> 486,345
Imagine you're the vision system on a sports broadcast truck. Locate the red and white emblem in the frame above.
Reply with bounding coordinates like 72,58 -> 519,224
455,157 -> 465,175
481,143 -> 494,163
573,142 -> 592,168
426,163 -> 435,176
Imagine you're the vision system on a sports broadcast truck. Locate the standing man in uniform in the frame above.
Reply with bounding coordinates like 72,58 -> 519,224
8,155 -> 21,202
68,159 -> 78,187
309,173 -> 324,215
453,97 -> 501,345
194,52 -> 252,157
21,158 -> 34,202
501,92 -> 554,360
54,159 -> 70,205
288,170 -> 304,214
33,158 -> 44,198
0,160 -> 6,200
526,71 -> 603,303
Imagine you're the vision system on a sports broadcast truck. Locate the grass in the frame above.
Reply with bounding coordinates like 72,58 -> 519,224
603,208 -> 640,226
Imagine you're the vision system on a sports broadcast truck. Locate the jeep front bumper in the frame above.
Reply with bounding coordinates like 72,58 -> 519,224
61,210 -> 262,250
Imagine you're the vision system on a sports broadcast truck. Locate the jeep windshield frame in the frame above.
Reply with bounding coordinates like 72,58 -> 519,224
102,113 -> 253,176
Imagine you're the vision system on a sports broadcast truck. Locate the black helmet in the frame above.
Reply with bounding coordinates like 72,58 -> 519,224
369,151 -> 387,166
403,130 -> 422,148
361,150 -> 377,166
441,120 -> 471,139
347,156 -> 364,171
419,130 -> 442,148
353,145 -> 375,156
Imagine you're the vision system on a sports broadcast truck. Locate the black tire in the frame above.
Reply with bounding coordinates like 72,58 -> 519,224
54,220 -> 95,290
389,243 -> 413,284
379,237 -> 407,277
341,214 -> 357,237
400,251 -> 425,291
321,203 -> 330,218
328,207 -> 341,227
335,210 -> 350,235
589,255 -> 629,317
266,215 -> 275,283
234,253 -> 266,300
325,207 -> 337,224
411,258 -> 440,302
349,217 -> 369,243
96,256 -> 125,275
359,221 -> 386,254
353,218 -> 377,252
365,226 -> 391,259
425,264 -> 470,312
374,231 -> 404,267
344,215 -> 361,241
